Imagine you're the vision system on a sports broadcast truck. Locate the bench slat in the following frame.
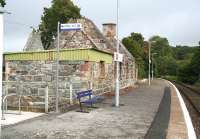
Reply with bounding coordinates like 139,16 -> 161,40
76,89 -> 99,112
76,90 -> 92,99
81,96 -> 98,104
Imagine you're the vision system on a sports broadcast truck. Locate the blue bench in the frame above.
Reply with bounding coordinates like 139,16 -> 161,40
76,90 -> 99,112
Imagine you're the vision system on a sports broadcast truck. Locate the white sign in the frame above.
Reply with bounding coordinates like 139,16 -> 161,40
114,52 -> 123,62
60,23 -> 82,31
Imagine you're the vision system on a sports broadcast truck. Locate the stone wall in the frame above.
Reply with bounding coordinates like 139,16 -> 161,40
4,59 -> 136,111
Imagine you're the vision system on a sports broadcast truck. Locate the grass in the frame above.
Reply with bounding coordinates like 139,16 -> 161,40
161,75 -> 178,81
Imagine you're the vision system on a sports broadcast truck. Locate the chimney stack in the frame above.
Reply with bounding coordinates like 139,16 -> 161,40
102,23 -> 116,40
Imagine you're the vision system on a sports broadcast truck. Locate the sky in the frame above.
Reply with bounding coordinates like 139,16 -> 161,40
3,0 -> 200,52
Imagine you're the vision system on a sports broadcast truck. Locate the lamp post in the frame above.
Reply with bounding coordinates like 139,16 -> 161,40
151,53 -> 157,80
148,40 -> 156,85
56,21 -> 60,113
115,0 -> 120,107
148,42 -> 151,86
1,10 -> 11,121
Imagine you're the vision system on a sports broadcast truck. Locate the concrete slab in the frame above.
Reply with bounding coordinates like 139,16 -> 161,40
1,111 -> 44,126
1,79 -> 168,139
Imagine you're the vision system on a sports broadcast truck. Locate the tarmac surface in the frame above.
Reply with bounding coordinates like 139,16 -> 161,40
1,79 -> 171,139
1,111 -> 44,126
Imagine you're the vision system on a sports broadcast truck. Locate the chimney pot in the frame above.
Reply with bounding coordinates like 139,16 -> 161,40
102,23 -> 116,40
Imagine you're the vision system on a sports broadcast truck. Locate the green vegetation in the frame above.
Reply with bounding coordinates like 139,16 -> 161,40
150,36 -> 177,76
39,0 -> 81,49
178,46 -> 200,84
122,33 -> 147,78
0,0 -> 6,7
122,33 -> 200,85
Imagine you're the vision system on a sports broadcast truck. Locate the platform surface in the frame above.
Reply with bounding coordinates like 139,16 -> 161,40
1,111 -> 44,126
1,79 -> 175,139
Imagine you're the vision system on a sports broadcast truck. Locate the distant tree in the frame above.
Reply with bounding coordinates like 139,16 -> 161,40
122,32 -> 146,78
122,33 -> 145,58
149,35 -> 172,57
178,65 -> 197,84
130,32 -> 144,47
178,46 -> 200,84
122,37 -> 144,59
148,35 -> 176,76
190,46 -> 200,76
156,56 -> 177,76
173,46 -> 196,60
39,0 -> 81,49
0,0 -> 6,7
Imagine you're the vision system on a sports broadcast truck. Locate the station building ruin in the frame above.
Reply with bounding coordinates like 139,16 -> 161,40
3,18 -> 138,111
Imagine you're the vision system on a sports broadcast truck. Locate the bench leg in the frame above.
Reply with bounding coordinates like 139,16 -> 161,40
80,102 -> 83,112
76,97 -> 91,113
89,103 -> 98,109
76,102 -> 89,113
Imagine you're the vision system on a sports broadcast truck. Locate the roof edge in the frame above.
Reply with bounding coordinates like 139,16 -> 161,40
3,48 -> 113,55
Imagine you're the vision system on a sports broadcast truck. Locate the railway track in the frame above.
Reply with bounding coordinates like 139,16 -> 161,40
172,81 -> 200,138
173,81 -> 200,115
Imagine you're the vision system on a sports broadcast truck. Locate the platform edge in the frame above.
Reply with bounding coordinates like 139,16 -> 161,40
167,80 -> 197,139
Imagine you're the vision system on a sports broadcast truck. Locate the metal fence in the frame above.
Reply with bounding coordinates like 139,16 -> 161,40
2,81 -> 49,120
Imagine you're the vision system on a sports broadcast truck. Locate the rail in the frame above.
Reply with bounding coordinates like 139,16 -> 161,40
1,93 -> 22,120
1,82 -> 49,120
172,81 -> 200,115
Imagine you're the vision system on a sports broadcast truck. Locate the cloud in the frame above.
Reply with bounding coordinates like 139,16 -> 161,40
74,0 -> 200,46
3,0 -> 200,52
4,36 -> 28,52
4,0 -> 52,51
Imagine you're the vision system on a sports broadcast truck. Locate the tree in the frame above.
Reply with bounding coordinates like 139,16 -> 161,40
156,56 -> 177,76
148,35 -> 176,77
190,46 -> 200,76
122,37 -> 144,59
149,35 -> 173,57
173,46 -> 196,60
39,0 -> 81,49
130,32 -> 144,47
178,46 -> 200,84
122,32 -> 146,78
0,0 -> 6,7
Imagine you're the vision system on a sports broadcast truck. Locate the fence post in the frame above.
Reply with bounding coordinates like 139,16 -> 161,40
69,83 -> 73,105
18,83 -> 22,115
89,81 -> 93,90
5,84 -> 8,113
45,86 -> 48,113
1,85 -> 5,120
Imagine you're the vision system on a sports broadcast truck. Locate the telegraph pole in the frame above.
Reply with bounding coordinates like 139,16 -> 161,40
115,0 -> 120,107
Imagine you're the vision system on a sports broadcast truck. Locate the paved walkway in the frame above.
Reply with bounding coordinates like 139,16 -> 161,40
1,111 -> 44,126
2,79 -> 169,139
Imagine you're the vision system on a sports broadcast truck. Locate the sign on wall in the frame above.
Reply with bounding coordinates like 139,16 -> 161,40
114,52 -> 123,62
60,23 -> 82,31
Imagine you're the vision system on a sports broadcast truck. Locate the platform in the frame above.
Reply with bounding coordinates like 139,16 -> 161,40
1,79 -> 195,139
1,111 -> 44,126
